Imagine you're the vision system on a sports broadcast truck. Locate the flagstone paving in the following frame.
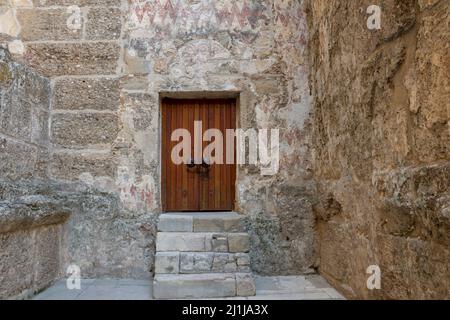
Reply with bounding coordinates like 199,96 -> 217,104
33,275 -> 345,300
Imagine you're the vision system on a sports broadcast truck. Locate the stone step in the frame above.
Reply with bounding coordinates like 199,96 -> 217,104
153,273 -> 256,299
156,232 -> 250,253
155,252 -> 251,274
158,212 -> 245,233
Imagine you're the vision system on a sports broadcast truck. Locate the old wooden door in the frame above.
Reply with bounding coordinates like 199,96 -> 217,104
161,98 -> 236,212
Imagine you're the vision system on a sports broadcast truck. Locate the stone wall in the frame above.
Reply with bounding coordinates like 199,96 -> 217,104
122,0 -> 315,276
0,47 -> 49,181
1,0 -> 316,278
307,0 -> 449,299
0,47 -> 70,299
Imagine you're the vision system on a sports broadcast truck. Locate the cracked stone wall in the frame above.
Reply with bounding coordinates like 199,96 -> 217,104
1,0 -> 316,278
307,0 -> 449,299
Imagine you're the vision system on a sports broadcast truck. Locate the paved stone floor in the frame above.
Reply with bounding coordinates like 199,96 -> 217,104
33,275 -> 345,300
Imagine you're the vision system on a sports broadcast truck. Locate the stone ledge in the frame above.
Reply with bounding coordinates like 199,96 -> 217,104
0,195 -> 70,234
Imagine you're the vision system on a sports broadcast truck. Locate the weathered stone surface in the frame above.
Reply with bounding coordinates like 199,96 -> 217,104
60,189 -> 157,279
0,96 -> 31,140
25,42 -> 120,76
155,252 -> 179,274
0,229 -> 34,299
153,273 -> 236,299
193,213 -> 245,232
32,0 -> 121,6
236,273 -> 256,296
208,234 -> 229,252
212,253 -> 237,273
34,225 -> 62,290
0,201 -> 67,300
50,151 -> 117,180
160,212 -> 245,232
86,7 -> 122,40
155,251 -> 251,274
51,113 -> 119,147
157,232 -> 250,254
30,108 -> 49,145
0,137 -> 37,180
228,233 -> 250,253
156,232 -> 208,252
17,9 -> 82,41
158,214 -> 193,232
180,253 -> 213,273
307,0 -> 450,299
53,78 -> 120,111
0,195 -> 70,234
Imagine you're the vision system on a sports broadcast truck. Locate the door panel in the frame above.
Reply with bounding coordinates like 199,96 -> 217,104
162,98 -> 236,212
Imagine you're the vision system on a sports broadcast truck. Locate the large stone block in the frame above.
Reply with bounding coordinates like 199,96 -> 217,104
51,112 -> 119,147
228,233 -> 250,253
158,215 -> 193,232
0,137 -> 37,180
0,94 -> 31,140
156,232 -> 207,252
155,252 -> 179,274
236,273 -> 256,296
207,234 -> 229,252
13,64 -> 50,108
26,42 -> 120,76
153,273 -> 236,299
17,9 -> 82,41
0,229 -> 34,299
211,253 -> 237,273
121,92 -> 156,131
34,225 -> 62,290
86,7 -> 121,40
53,77 -> 120,111
179,252 -> 213,273
193,213 -> 245,232
50,150 -> 117,180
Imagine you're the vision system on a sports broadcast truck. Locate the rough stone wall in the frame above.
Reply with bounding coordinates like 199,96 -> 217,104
307,0 -> 449,299
0,47 -> 70,299
1,0 -> 315,277
0,47 -> 50,181
124,0 -> 315,275
1,0 -> 157,279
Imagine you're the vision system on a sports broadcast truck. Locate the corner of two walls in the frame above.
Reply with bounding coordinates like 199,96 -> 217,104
306,0 -> 449,299
0,46 -> 67,299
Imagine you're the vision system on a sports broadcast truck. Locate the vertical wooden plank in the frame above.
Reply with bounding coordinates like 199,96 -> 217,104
215,101 -> 222,210
167,101 -> 176,211
200,100 -> 207,211
223,100 -> 230,210
194,100 -> 201,211
161,99 -> 166,211
230,99 -> 237,209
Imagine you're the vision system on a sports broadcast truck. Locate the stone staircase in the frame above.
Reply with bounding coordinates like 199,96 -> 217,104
153,212 -> 256,299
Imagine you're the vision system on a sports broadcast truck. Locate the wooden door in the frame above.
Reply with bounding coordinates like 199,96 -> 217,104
161,98 -> 236,212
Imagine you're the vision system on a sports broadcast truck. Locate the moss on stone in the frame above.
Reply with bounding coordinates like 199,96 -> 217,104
0,62 -> 13,87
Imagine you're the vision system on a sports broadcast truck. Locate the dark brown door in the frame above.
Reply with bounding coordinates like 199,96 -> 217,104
162,98 -> 236,212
